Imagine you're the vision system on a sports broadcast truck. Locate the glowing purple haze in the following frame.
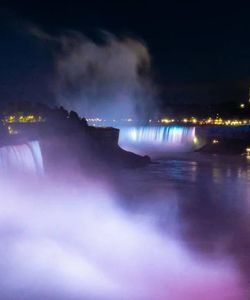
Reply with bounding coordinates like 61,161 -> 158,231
0,170 -> 244,300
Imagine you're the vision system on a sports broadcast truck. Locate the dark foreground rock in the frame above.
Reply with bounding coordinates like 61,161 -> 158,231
39,127 -> 151,173
0,106 -> 151,173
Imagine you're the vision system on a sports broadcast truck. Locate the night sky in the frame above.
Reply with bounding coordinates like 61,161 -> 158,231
1,1 -> 250,109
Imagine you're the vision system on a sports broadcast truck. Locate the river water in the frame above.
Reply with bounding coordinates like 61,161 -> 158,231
115,153 -> 250,299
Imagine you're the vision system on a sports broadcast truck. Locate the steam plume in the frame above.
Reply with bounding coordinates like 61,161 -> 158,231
31,27 -> 157,121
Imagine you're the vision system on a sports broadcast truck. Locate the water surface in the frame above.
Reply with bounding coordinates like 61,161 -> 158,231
116,153 -> 250,297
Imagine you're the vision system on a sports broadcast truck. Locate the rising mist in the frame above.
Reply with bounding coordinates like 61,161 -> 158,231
0,171 -> 244,300
31,27 -> 157,122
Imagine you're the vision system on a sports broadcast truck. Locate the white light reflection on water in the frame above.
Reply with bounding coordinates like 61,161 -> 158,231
117,153 -> 250,298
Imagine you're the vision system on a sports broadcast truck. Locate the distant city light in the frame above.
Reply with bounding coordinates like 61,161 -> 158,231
3,115 -> 44,124
159,117 -> 250,126
240,103 -> 245,109
2,113 -> 250,128
7,126 -> 18,135
161,118 -> 175,124
246,148 -> 250,159
193,136 -> 198,144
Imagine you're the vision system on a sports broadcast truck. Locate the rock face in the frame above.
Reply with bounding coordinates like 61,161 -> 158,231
84,126 -> 151,168
1,108 -> 150,173
39,125 -> 151,173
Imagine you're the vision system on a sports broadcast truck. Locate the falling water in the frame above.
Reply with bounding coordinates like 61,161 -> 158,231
0,141 -> 44,175
118,126 -> 196,156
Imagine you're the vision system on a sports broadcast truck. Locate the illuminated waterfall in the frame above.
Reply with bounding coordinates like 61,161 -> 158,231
119,126 -> 196,156
0,141 -> 44,175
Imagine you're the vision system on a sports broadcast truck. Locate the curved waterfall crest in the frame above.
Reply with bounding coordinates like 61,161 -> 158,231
118,126 -> 196,156
0,141 -> 44,175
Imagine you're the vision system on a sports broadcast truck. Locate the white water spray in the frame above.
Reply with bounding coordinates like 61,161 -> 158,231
0,175 -> 243,300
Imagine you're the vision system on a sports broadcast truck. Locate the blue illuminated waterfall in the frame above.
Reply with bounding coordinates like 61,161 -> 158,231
0,141 -> 44,175
118,126 -> 196,156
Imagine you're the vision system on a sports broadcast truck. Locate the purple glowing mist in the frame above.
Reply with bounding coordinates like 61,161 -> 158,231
0,169 -> 244,300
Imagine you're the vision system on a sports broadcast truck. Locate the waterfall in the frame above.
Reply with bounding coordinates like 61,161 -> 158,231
0,141 -> 44,175
118,126 -> 196,156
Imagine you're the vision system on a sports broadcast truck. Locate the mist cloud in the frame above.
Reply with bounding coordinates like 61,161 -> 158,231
31,27 -> 157,121
0,176 -> 244,300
